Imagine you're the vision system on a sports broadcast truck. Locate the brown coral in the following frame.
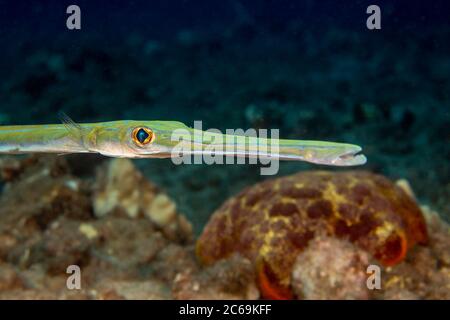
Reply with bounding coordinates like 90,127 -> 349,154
196,171 -> 428,299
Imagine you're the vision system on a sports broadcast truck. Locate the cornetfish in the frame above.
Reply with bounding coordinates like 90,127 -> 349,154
0,116 -> 367,166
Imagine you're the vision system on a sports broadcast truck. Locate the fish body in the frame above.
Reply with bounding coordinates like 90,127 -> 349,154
0,119 -> 367,166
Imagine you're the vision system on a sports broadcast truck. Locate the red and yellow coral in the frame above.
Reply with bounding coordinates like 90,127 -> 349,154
196,171 -> 428,299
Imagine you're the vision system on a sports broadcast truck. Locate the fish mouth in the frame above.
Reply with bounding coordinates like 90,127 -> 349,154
329,145 -> 367,166
303,144 -> 367,166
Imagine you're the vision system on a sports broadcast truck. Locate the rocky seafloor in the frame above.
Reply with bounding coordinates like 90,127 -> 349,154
0,155 -> 448,300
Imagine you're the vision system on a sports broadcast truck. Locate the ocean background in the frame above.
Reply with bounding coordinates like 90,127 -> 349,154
0,0 -> 449,233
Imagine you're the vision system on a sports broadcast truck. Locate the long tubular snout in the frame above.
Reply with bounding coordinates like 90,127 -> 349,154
167,127 -> 366,166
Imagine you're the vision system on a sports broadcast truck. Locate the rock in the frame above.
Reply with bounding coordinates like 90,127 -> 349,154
0,233 -> 18,261
173,254 -> 259,300
147,194 -> 177,227
0,289 -> 89,300
382,288 -> 420,300
0,263 -> 23,291
151,244 -> 199,283
379,206 -> 450,300
92,280 -> 171,300
197,171 -> 428,299
0,156 -> 92,268
92,217 -> 167,269
0,156 -> 22,182
78,223 -> 99,240
0,155 -> 198,300
93,158 -> 159,219
291,236 -> 372,300
396,179 -> 416,200
94,159 -> 193,243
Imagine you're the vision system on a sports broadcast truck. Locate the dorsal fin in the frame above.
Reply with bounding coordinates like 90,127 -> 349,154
58,111 -> 84,143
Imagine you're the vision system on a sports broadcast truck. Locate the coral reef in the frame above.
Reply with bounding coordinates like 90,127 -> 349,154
0,156 -> 449,300
289,207 -> 450,300
93,158 -> 193,243
196,171 -> 429,299
376,206 -> 450,300
172,254 -> 259,300
0,155 -> 252,299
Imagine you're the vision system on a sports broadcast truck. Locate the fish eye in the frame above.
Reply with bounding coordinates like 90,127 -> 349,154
132,127 -> 155,147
